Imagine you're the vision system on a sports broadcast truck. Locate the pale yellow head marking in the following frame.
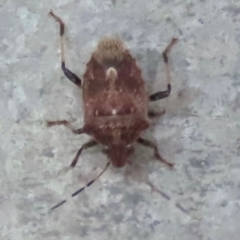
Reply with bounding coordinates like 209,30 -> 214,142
106,67 -> 117,79
106,67 -> 117,90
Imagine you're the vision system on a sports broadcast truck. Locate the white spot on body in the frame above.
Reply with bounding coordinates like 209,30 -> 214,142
112,109 -> 117,115
103,146 -> 109,150
89,69 -> 94,79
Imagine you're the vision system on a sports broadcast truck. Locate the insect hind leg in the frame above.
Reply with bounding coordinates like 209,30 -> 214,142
137,137 -> 174,168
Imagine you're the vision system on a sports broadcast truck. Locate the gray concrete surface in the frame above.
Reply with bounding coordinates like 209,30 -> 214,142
1,0 -> 240,239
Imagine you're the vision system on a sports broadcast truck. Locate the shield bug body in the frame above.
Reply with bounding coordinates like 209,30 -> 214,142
48,10 -> 178,209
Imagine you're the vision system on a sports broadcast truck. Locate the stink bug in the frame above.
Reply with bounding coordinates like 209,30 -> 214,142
47,10 -> 178,209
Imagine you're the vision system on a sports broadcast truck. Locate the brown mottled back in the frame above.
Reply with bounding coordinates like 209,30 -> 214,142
82,37 -> 149,166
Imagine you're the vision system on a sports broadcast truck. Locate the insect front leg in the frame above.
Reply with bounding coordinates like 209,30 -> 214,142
58,140 -> 97,176
136,137 -> 174,168
149,38 -> 178,101
70,140 -> 98,168
49,10 -> 82,87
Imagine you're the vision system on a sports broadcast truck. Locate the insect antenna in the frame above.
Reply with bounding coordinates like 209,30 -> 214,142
50,161 -> 110,210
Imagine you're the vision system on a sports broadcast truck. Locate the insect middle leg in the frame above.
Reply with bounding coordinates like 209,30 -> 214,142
46,120 -> 84,134
137,137 -> 174,168
49,10 -> 82,87
149,38 -> 178,101
148,109 -> 166,118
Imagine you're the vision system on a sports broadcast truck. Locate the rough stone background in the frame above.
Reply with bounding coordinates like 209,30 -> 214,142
1,0 -> 240,239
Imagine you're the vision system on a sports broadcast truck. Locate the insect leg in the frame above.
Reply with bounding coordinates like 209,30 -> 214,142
70,140 -> 98,168
136,137 -> 174,168
148,109 -> 166,118
49,10 -> 82,87
46,120 -> 70,127
149,38 -> 178,101
50,161 -> 110,210
46,120 -> 84,135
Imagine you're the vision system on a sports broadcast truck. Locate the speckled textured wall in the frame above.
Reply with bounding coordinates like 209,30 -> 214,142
1,0 -> 240,239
